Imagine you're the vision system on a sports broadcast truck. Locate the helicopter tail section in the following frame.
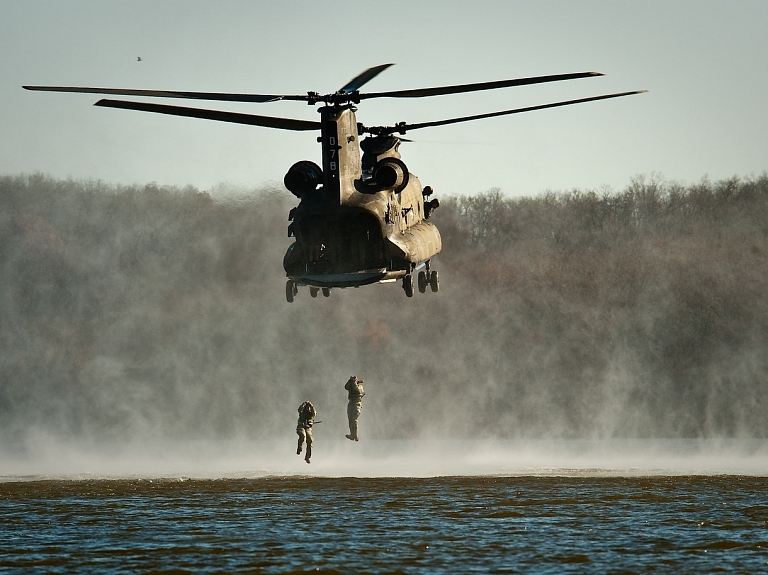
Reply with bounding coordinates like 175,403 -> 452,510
320,108 -> 362,207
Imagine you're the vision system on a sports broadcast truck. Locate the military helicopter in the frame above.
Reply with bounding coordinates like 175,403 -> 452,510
24,65 -> 645,302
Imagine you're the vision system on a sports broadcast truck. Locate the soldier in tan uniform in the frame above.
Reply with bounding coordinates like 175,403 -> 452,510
296,400 -> 316,463
344,376 -> 365,441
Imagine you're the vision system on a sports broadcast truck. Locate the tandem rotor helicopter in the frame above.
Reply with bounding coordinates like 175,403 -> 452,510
24,65 -> 645,302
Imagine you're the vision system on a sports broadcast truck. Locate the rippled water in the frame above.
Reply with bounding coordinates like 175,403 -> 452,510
2,440 -> 768,573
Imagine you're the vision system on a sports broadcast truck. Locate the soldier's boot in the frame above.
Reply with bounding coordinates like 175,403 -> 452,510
297,441 -> 302,455
345,434 -> 354,441
305,445 -> 312,463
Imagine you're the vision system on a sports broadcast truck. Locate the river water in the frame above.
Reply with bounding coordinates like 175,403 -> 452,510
2,439 -> 767,573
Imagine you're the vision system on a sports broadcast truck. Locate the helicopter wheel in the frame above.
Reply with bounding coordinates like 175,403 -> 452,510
417,271 -> 428,293
429,270 -> 439,293
310,287 -> 319,298
403,274 -> 414,297
322,288 -> 331,297
286,280 -> 297,303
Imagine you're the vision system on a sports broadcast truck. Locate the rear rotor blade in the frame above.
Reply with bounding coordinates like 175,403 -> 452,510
95,99 -> 321,131
367,90 -> 648,134
358,71 -> 603,100
24,85 -> 308,103
339,63 -> 394,94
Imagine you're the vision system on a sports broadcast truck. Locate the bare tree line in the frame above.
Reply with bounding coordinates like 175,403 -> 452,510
2,172 -> 767,441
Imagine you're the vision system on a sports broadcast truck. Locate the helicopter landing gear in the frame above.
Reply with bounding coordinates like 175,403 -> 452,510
288,283 -> 328,301
417,271 -> 428,293
286,280 -> 298,303
402,274 -> 414,297
408,261 -> 439,297
429,270 -> 439,292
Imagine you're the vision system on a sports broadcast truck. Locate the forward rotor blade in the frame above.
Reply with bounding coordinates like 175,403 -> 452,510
358,71 -> 604,100
387,90 -> 648,133
24,85 -> 308,103
94,99 -> 321,131
339,63 -> 394,94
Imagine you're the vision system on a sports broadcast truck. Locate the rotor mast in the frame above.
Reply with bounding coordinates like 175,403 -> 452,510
313,66 -> 384,207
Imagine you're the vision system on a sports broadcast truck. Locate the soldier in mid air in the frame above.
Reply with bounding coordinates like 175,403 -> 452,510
344,376 -> 365,441
296,400 -> 316,464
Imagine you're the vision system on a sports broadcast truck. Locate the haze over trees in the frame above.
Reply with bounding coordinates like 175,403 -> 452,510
2,172 -> 767,442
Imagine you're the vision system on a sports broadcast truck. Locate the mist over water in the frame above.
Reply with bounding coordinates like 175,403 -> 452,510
4,437 -> 768,480
2,173 -> 768,478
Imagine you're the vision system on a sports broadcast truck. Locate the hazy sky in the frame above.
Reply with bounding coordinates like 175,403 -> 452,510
2,1 -> 766,198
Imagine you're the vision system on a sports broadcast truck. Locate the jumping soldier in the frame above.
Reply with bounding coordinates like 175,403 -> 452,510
344,376 -> 365,441
296,400 -> 316,463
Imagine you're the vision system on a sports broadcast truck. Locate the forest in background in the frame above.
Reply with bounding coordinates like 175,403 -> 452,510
2,172 -> 768,442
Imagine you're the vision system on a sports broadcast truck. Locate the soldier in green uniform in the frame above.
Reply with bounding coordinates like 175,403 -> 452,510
296,400 -> 316,463
344,376 -> 365,441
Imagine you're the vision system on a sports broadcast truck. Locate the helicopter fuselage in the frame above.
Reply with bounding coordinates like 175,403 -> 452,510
283,105 -> 441,290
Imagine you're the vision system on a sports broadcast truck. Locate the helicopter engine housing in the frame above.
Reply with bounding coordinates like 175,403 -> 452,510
373,157 -> 409,192
284,160 -> 323,198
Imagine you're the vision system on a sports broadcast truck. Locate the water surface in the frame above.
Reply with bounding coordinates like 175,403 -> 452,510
2,439 -> 767,573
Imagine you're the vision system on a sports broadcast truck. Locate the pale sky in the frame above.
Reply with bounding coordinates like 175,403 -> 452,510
2,0 -> 766,198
